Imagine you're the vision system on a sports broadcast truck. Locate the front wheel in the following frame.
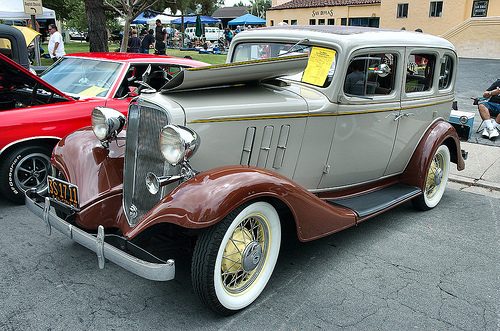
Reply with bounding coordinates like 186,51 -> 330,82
412,144 -> 450,211
0,146 -> 52,204
192,201 -> 281,315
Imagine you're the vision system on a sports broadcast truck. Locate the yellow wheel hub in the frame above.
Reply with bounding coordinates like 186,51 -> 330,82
222,226 -> 253,274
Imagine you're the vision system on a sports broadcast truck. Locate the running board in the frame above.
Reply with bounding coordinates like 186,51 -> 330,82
326,183 -> 421,218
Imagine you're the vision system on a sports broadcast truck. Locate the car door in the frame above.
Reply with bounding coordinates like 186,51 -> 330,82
318,48 -> 403,189
384,48 -> 454,176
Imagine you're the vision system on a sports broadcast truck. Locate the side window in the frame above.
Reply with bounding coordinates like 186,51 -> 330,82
438,55 -> 453,90
405,53 -> 436,93
344,53 -> 397,96
0,38 -> 13,58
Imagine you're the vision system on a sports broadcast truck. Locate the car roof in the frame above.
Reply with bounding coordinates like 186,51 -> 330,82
234,25 -> 456,51
65,52 -> 209,67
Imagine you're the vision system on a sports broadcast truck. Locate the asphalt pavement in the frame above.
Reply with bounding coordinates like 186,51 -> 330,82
449,57 -> 500,193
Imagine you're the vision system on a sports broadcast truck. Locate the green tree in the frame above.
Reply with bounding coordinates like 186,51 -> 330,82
248,0 -> 271,19
65,1 -> 88,42
234,1 -> 246,6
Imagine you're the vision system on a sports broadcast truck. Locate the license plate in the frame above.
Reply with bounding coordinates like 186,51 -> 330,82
47,176 -> 79,209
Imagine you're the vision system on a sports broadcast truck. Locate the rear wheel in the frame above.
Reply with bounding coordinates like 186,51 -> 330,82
412,144 -> 450,211
192,201 -> 281,315
0,146 -> 52,204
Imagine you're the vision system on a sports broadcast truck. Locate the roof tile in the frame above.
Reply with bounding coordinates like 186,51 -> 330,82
268,0 -> 380,10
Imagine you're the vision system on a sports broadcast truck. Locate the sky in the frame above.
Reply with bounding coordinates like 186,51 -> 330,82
222,0 -> 250,8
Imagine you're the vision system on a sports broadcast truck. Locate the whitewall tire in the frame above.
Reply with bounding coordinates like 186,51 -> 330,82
192,201 -> 281,315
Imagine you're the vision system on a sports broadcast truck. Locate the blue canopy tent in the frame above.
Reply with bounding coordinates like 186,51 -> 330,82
228,14 -> 266,26
170,15 -> 220,25
132,11 -> 156,24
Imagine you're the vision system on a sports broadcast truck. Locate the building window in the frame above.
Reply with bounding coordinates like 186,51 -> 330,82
349,17 -> 380,28
270,20 -> 274,26
310,19 -> 316,25
471,0 -> 488,17
397,3 -> 409,18
318,19 -> 325,25
291,19 -> 297,25
341,18 -> 347,25
283,20 -> 288,24
328,18 -> 335,25
429,1 -> 443,17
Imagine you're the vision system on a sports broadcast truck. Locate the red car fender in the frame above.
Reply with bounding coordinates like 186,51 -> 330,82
400,120 -> 465,190
127,166 -> 357,242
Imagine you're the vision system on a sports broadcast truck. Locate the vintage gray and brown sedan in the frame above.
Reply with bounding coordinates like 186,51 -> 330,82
26,26 -> 466,315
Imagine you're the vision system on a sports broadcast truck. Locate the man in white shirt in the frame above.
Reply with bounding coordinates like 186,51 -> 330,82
48,24 -> 65,62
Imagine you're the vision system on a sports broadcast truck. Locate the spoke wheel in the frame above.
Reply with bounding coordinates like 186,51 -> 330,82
412,144 -> 450,211
0,146 -> 52,204
192,201 -> 281,315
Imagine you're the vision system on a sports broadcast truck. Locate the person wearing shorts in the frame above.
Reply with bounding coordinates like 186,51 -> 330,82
478,79 -> 500,139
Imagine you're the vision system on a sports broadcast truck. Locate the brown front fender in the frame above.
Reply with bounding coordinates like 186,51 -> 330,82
400,120 -> 465,190
126,166 -> 356,242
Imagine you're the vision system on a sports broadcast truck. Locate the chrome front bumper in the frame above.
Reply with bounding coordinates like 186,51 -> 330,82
25,189 -> 175,281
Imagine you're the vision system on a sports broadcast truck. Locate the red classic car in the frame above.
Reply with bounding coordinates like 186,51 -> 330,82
0,52 -> 208,203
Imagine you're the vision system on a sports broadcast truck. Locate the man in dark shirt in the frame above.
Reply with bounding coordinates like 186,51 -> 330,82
155,19 -> 167,55
478,79 -> 500,139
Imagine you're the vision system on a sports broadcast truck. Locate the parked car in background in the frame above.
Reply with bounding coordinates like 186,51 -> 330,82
26,26 -> 465,315
0,52 -> 208,204
185,26 -> 222,41
0,23 -> 31,70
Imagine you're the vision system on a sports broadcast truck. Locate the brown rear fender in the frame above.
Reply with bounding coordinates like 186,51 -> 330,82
400,120 -> 464,190
127,166 -> 356,242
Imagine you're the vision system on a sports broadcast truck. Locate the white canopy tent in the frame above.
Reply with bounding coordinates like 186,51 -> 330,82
146,14 -> 176,25
0,0 -> 56,20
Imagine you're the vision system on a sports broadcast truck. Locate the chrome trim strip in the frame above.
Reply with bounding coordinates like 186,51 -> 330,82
188,98 -> 453,124
0,136 -> 62,155
26,190 -> 175,282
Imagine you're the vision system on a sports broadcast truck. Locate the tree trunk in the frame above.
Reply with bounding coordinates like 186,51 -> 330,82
120,20 -> 131,53
84,0 -> 109,52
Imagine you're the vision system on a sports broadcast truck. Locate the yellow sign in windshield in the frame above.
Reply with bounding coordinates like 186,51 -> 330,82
79,86 -> 108,97
302,47 -> 336,86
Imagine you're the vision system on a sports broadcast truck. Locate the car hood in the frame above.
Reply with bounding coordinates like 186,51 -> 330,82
0,53 -> 73,101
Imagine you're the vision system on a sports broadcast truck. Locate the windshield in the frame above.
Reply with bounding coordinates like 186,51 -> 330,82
40,57 -> 123,98
231,42 -> 336,87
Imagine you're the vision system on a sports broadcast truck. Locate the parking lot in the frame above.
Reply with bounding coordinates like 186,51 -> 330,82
0,186 -> 498,330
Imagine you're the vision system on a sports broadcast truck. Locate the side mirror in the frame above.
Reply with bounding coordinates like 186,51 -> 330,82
374,63 -> 390,77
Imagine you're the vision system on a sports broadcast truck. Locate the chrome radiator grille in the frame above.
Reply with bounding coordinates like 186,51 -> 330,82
123,100 -> 170,225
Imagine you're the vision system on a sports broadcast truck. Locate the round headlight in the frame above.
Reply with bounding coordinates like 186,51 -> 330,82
159,125 -> 200,165
91,107 -> 126,141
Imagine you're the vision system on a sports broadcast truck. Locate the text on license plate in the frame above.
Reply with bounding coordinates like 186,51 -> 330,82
47,176 -> 79,209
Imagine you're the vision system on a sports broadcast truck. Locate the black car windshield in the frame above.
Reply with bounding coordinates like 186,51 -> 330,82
231,42 -> 337,88
40,57 -> 123,98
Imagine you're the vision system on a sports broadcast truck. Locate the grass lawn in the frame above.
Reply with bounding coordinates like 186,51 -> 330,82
39,41 -> 227,66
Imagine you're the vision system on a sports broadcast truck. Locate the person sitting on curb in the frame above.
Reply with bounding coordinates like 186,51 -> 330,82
478,79 -> 500,139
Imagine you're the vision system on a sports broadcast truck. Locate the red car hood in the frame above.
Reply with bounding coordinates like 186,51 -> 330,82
0,53 -> 73,101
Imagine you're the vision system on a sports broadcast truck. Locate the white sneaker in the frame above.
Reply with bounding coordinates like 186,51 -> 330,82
482,128 -> 490,138
489,128 -> 499,139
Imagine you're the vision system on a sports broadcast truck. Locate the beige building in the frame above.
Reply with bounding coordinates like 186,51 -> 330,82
266,0 -> 500,58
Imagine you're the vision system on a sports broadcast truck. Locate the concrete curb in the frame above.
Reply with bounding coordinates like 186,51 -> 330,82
449,174 -> 500,192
